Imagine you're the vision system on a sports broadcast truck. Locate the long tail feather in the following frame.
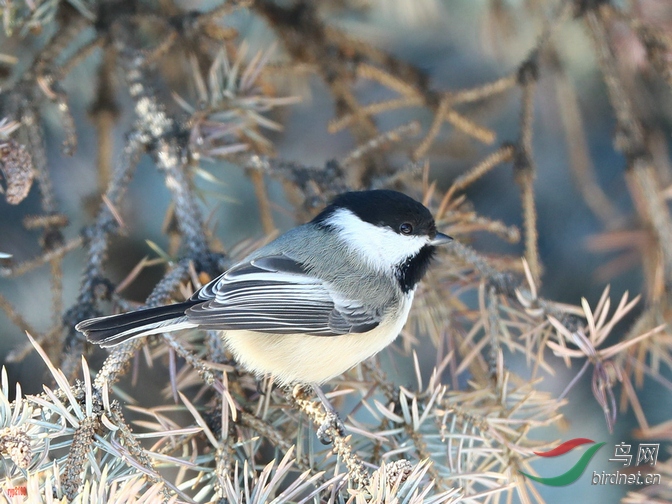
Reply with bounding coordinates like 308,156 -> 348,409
76,301 -> 199,347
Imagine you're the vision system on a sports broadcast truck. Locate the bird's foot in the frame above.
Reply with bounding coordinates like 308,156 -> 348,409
316,409 -> 345,445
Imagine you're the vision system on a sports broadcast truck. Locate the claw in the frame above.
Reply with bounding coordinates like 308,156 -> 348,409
312,384 -> 346,444
316,410 -> 345,444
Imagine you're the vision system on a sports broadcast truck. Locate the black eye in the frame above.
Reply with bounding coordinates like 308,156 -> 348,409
399,222 -> 413,235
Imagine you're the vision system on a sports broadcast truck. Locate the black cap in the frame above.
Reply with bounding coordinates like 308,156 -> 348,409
312,190 -> 438,239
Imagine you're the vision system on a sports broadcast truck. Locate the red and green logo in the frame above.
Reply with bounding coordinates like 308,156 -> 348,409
519,438 -> 605,486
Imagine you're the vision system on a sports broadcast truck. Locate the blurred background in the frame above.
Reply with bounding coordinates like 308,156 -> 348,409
1,0 -> 671,502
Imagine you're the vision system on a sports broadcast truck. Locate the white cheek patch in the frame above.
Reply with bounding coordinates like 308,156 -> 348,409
324,208 -> 428,271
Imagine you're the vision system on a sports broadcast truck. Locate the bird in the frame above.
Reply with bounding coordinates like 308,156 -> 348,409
77,189 -> 451,387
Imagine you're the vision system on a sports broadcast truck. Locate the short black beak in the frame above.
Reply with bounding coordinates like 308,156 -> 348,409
430,232 -> 452,246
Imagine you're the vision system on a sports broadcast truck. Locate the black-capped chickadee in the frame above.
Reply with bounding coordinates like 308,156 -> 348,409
76,190 -> 452,386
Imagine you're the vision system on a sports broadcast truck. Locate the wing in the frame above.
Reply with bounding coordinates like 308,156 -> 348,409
186,254 -> 381,336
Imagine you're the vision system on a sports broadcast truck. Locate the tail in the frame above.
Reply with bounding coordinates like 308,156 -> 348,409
76,300 -> 200,347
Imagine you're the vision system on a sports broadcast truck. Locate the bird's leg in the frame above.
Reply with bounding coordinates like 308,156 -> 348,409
313,385 -> 345,445
255,378 -> 267,396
